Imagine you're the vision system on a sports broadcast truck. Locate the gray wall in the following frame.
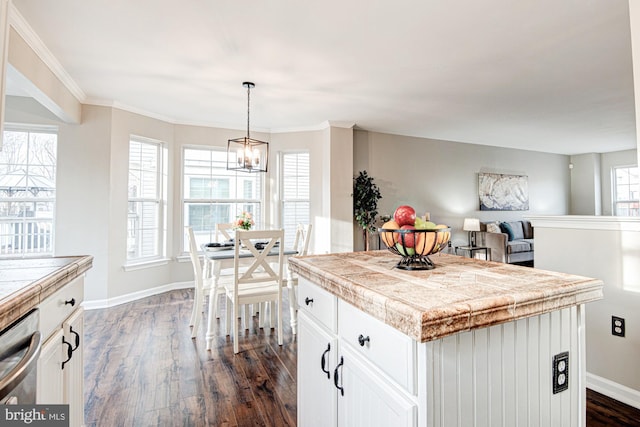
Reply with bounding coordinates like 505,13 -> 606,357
353,130 -> 571,250
570,153 -> 602,215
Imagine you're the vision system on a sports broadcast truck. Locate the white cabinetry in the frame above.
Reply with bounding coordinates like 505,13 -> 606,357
37,275 -> 85,427
297,310 -> 337,427
63,308 -> 84,427
337,344 -> 416,427
37,328 -> 64,405
298,277 -> 587,427
297,278 -> 417,427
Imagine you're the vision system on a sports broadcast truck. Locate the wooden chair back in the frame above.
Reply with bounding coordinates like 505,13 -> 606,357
185,226 -> 203,286
234,229 -> 285,287
215,223 -> 235,243
293,223 -> 313,255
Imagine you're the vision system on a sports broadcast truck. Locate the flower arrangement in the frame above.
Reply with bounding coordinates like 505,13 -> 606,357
234,211 -> 255,230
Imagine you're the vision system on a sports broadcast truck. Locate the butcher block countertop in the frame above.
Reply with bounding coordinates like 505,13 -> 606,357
0,256 -> 93,331
288,251 -> 603,343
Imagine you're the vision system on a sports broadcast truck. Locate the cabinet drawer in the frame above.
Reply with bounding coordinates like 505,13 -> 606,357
39,275 -> 84,341
338,299 -> 416,394
297,278 -> 337,333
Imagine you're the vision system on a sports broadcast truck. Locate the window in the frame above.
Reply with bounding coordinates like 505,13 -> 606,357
183,147 -> 262,250
613,166 -> 639,216
0,126 -> 57,257
127,137 -> 166,262
281,151 -> 310,248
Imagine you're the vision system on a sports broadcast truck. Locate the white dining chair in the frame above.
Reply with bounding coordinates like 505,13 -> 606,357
225,229 -> 285,354
204,222 -> 236,284
214,222 -> 235,242
213,222 -> 260,324
286,223 -> 312,334
185,226 -> 219,343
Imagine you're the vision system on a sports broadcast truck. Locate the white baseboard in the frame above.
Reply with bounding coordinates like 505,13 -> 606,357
587,372 -> 640,410
82,281 -> 194,310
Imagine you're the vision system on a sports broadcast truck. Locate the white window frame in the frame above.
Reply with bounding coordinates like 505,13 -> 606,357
0,124 -> 57,258
279,150 -> 310,248
125,136 -> 167,265
612,165 -> 639,217
182,146 -> 263,253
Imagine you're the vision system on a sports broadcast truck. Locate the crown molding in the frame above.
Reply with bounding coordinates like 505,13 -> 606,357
527,215 -> 640,231
8,3 -> 86,102
270,120 -> 356,134
327,120 -> 356,129
87,97 -> 177,123
84,97 -> 348,135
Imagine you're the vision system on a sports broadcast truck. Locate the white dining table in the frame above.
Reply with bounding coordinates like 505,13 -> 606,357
201,245 -> 298,285
201,244 -> 299,344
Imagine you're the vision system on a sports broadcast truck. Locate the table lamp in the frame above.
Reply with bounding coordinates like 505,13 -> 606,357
463,218 -> 480,247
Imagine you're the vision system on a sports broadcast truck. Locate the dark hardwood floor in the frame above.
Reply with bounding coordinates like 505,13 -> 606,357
84,288 -> 296,426
586,389 -> 640,427
84,289 -> 640,426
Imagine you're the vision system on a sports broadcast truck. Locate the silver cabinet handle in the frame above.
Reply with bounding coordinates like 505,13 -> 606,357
0,331 -> 42,401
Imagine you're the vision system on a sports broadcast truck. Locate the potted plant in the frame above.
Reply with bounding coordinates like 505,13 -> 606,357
353,170 -> 382,251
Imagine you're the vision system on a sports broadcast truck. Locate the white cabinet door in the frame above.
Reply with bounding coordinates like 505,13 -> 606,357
37,328 -> 64,404
63,308 -> 84,427
298,310 -> 338,427
336,344 -> 417,427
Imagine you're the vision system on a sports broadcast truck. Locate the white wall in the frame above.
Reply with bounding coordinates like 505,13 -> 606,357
270,129 -> 327,255
354,130 -> 571,250
5,95 -> 358,303
7,27 -> 80,123
56,105 -> 113,301
532,216 -> 640,408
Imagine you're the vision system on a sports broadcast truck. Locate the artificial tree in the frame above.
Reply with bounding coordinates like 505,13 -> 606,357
353,170 -> 382,251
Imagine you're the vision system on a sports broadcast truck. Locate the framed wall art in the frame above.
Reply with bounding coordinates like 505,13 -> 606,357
478,172 -> 529,211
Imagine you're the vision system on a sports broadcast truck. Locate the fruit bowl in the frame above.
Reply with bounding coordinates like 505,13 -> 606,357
378,227 -> 451,270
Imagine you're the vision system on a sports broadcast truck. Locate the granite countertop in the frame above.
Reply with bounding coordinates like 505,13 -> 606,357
0,256 -> 93,331
288,251 -> 603,343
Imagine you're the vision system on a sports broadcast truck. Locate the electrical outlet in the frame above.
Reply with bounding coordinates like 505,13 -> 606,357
612,316 -> 625,337
552,352 -> 569,394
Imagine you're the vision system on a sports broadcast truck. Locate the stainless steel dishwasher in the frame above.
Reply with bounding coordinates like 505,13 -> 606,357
0,309 -> 41,405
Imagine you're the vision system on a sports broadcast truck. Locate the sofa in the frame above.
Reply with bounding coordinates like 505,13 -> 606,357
480,220 -> 534,265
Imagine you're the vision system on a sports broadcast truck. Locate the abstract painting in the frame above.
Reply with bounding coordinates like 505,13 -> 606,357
479,173 -> 529,211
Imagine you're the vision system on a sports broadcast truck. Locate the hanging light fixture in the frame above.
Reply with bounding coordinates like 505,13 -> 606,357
226,82 -> 269,173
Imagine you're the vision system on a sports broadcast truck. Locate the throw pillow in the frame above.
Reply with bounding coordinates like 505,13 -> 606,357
486,222 -> 501,233
507,221 -> 525,240
500,222 -> 515,241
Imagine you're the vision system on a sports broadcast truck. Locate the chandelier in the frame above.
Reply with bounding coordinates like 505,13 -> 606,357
226,82 -> 269,173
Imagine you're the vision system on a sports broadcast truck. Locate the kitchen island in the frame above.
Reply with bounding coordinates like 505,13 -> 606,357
288,251 -> 603,427
0,255 -> 93,427
0,256 -> 93,330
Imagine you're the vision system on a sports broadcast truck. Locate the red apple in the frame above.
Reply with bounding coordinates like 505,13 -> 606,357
395,224 -> 416,248
393,205 -> 416,227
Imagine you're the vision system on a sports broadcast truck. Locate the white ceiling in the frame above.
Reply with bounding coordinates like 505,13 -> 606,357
10,0 -> 638,155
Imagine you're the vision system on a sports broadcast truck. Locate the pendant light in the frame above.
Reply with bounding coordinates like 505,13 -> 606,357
226,82 -> 269,173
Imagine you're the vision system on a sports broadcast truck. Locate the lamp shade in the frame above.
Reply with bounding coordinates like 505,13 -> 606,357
463,218 -> 480,232
227,136 -> 269,173
226,82 -> 269,173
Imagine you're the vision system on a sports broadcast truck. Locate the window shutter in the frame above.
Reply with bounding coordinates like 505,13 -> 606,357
281,152 -> 310,248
